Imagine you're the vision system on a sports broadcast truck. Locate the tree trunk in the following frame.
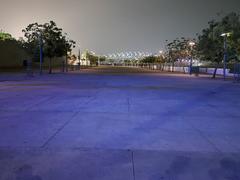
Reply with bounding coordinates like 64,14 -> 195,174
183,66 -> 186,74
62,60 -> 65,73
172,61 -> 175,72
65,54 -> 68,72
168,63 -> 171,72
212,67 -> 218,78
49,58 -> 52,74
212,63 -> 220,78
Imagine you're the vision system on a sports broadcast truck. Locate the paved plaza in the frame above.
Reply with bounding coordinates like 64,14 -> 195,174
0,66 -> 240,180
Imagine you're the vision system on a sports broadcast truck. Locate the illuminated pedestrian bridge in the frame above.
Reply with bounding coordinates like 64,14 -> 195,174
106,51 -> 155,61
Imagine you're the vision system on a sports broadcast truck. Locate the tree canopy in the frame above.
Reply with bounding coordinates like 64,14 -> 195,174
140,55 -> 165,64
22,21 -> 75,73
165,38 -> 196,63
197,12 -> 240,63
0,32 -> 13,41
85,51 -> 99,65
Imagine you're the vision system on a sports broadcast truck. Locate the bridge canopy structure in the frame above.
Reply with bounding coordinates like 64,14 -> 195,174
104,51 -> 156,64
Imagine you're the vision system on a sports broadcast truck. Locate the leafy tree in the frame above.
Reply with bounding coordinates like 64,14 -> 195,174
222,13 -> 240,61
0,36 -> 30,68
86,51 -> 98,65
197,20 -> 222,78
140,54 -> 167,69
0,31 -> 13,41
22,21 -> 75,74
124,59 -> 132,65
99,56 -> 106,63
197,12 -> 240,78
141,56 -> 157,64
166,37 -> 196,72
155,54 -> 166,64
22,23 -> 44,58
60,35 -> 76,72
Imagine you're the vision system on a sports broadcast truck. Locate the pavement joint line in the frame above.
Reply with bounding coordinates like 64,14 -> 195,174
24,96 -> 57,112
86,96 -> 96,105
131,150 -> 136,180
185,118 -> 223,154
224,138 -> 240,153
127,97 -> 130,113
39,95 -> 96,149
0,146 -> 240,155
0,109 -> 80,113
0,109 -> 236,118
40,111 -> 80,149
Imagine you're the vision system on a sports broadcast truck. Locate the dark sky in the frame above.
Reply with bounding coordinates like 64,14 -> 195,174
0,0 -> 239,54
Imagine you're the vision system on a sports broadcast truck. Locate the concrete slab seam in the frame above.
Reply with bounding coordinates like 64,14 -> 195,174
40,111 -> 80,149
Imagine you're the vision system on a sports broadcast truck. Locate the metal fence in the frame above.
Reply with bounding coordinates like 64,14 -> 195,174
234,63 -> 240,82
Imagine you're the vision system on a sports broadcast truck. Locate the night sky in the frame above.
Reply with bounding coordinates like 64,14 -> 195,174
0,0 -> 239,54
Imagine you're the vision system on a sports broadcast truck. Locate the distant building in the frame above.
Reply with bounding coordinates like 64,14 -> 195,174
68,54 -> 78,65
80,50 -> 91,66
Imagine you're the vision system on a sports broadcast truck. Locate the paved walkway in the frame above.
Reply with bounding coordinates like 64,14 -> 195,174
0,66 -> 240,180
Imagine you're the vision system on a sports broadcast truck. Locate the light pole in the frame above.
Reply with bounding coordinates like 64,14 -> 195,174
159,50 -> 164,70
170,48 -> 176,72
221,32 -> 231,80
64,43 -> 68,73
98,56 -> 100,66
78,49 -> 81,70
38,32 -> 43,75
189,41 -> 195,75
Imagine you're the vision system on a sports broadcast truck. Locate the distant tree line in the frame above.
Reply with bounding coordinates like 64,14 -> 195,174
21,21 -> 76,74
0,21 -> 76,73
0,32 -> 13,41
197,12 -> 240,77
140,12 -> 240,78
85,51 -> 106,65
1,12 -> 240,77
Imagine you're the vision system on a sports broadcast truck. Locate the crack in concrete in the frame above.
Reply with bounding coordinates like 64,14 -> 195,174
131,150 -> 136,180
40,111 -> 79,149
26,96 -> 57,111
40,95 -> 97,149
127,97 -> 130,113
186,119 -> 222,154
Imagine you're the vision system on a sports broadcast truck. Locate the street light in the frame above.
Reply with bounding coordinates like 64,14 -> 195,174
37,31 -> 43,75
78,49 -> 81,70
98,56 -> 100,66
189,41 -> 195,75
221,32 -> 231,80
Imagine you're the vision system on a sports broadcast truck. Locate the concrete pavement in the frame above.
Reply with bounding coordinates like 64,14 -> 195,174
0,66 -> 240,179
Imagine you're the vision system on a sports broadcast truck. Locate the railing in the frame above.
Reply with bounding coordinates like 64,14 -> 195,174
234,63 -> 240,81
123,62 -> 240,80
